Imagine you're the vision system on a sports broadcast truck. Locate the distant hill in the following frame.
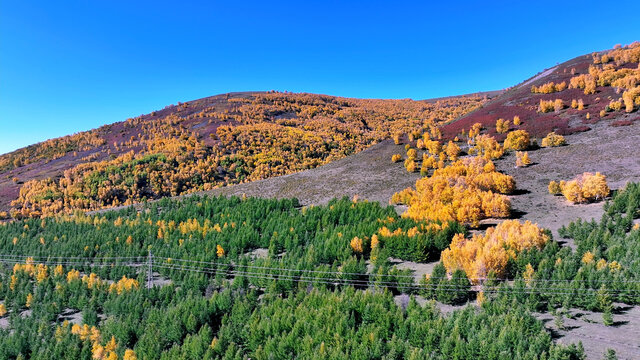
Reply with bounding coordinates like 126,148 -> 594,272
0,91 -> 488,217
2,43 -> 639,220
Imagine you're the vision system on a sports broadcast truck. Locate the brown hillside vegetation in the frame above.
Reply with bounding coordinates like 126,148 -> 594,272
441,42 -> 640,141
0,92 -> 489,218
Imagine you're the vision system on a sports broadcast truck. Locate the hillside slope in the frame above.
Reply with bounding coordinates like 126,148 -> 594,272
208,114 -> 640,238
93,138 -> 420,215
0,92 -> 489,218
2,43 -> 640,360
97,116 -> 640,243
442,44 -> 640,140
98,44 -> 640,239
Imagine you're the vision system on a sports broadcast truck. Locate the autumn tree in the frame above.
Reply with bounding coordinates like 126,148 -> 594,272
496,118 -> 509,133
513,115 -> 521,126
444,141 -> 460,161
405,159 -> 417,173
515,152 -> 531,167
531,81 -> 567,94
441,220 -> 549,280
406,148 -> 418,160
548,181 -> 563,195
393,157 -> 513,227
469,135 -> 504,160
504,130 -> 530,151
622,86 -> 640,112
468,123 -> 482,140
538,100 -> 555,113
554,99 -> 564,112
556,172 -> 610,203
541,132 -> 566,147
608,100 -> 623,111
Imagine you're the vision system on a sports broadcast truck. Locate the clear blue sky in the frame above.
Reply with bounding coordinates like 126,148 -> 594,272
1,1 -> 639,155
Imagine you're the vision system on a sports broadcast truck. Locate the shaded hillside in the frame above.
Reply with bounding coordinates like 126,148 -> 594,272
0,92 -> 489,217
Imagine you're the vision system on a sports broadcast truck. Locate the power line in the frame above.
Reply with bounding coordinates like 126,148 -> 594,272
158,256 -> 640,284
0,254 -> 146,261
1,253 -> 639,297
152,261 -> 619,292
151,263 -> 640,297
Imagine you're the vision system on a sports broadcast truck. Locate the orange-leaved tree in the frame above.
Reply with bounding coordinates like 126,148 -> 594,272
556,172 -> 610,203
515,152 -> 531,167
541,132 -> 566,147
441,220 -> 549,281
504,130 -> 530,151
391,157 -> 513,227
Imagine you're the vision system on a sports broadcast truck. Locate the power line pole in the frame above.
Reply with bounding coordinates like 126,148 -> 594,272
147,250 -> 153,289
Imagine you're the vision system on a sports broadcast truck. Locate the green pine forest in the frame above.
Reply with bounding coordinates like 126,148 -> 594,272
1,182 -> 640,359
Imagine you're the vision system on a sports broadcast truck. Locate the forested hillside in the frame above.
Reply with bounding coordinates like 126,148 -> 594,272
1,41 -> 640,360
3,179 -> 639,358
0,92 -> 488,218
0,192 -> 606,359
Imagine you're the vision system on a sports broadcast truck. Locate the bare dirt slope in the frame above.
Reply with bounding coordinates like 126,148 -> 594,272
202,117 -> 640,244
494,119 -> 640,242
537,305 -> 640,360
202,139 -> 421,206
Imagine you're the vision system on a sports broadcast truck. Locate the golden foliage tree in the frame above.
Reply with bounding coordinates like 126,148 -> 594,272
350,236 -> 363,254
513,115 -> 521,126
441,220 -> 549,281
496,118 -> 509,133
392,157 -> 513,227
404,159 -> 417,173
557,172 -> 610,203
469,135 -> 504,160
392,133 -> 402,145
554,99 -> 564,112
467,123 -> 482,141
548,181 -> 563,195
515,152 -> 531,167
531,81 -> 567,94
541,132 -> 566,147
608,100 -> 623,111
622,86 -> 640,113
504,130 -> 530,151
538,100 -> 555,113
216,244 -> 225,257
444,141 -> 461,161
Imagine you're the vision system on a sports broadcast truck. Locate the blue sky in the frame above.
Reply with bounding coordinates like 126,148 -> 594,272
1,1 -> 639,155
